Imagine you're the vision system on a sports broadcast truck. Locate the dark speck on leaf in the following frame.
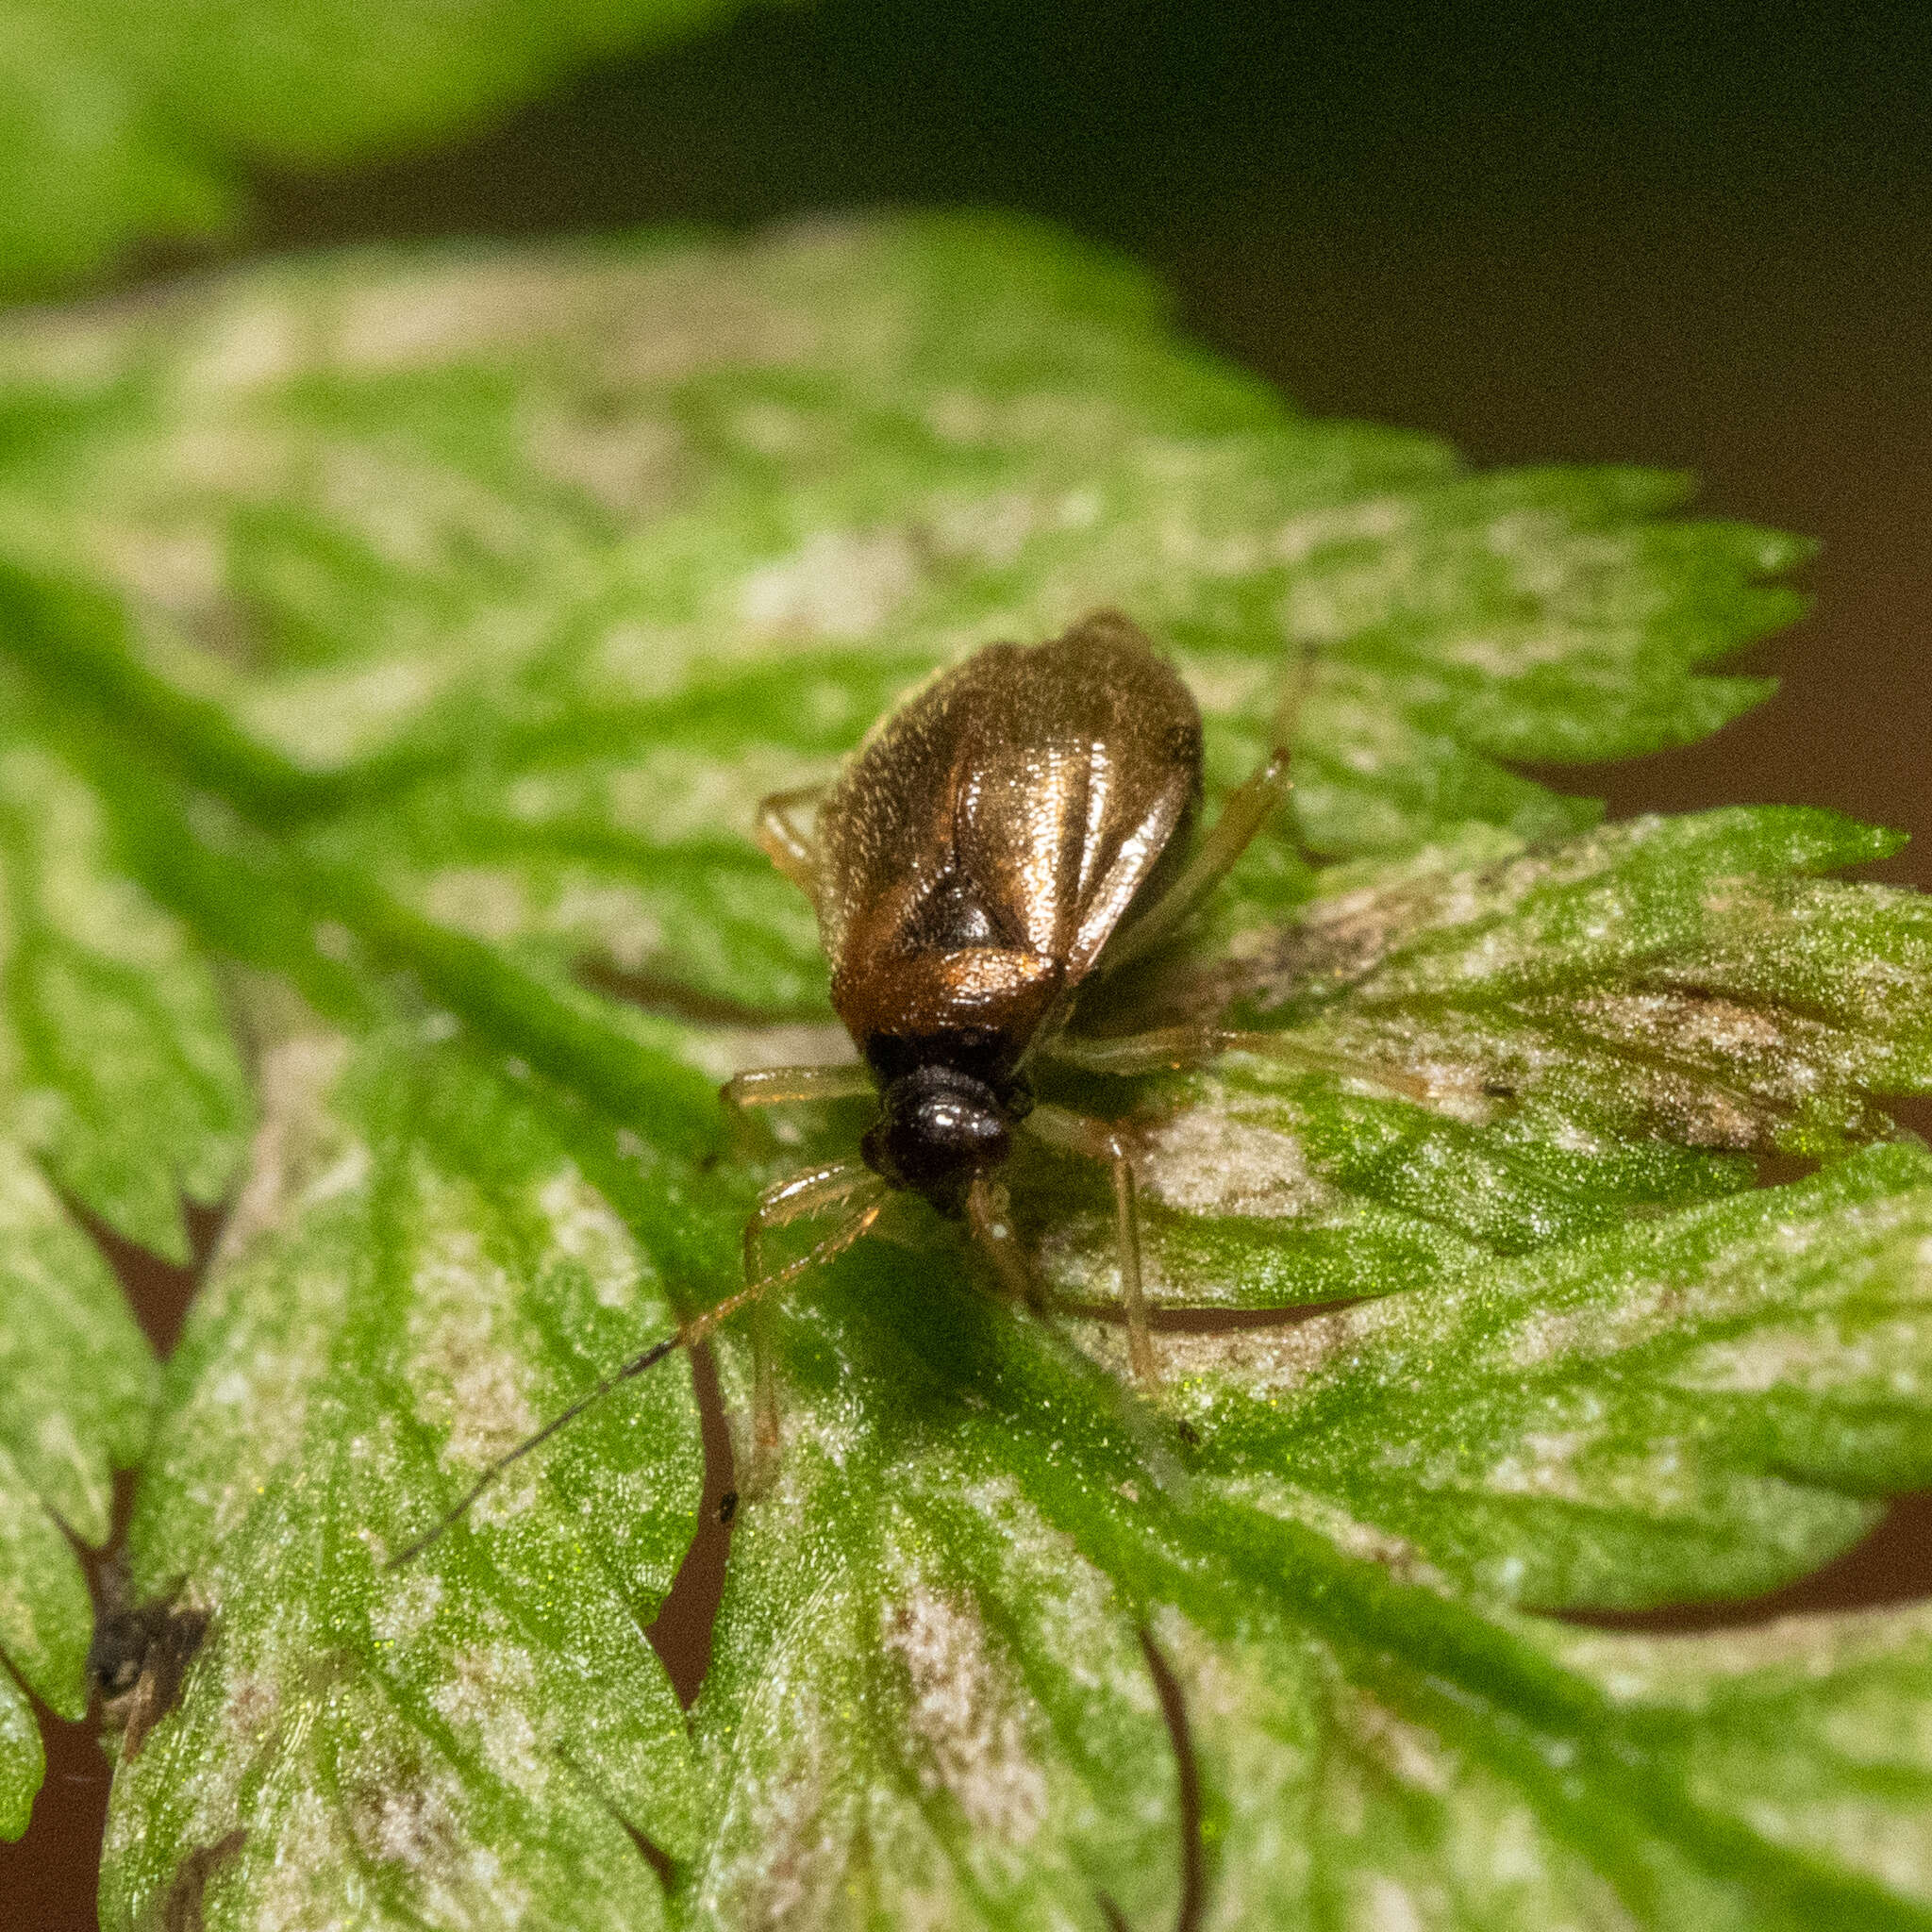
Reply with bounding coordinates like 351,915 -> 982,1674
159,1826 -> 246,1932
91,1576 -> 210,1760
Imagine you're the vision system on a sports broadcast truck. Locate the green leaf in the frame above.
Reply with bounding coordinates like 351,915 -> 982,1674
1162,1591 -> 1932,1932
0,218 -> 1794,1018
690,1149 -> 1932,1931
1158,1141 -> 1932,1613
0,0 -> 758,296
0,217 -> 1923,1921
1550,1605 -> 1932,1915
0,682 -> 240,1836
1027,804 -> 1932,1308
0,682 -> 251,1258
690,1417 -> 1183,1931
103,1024 -> 708,1929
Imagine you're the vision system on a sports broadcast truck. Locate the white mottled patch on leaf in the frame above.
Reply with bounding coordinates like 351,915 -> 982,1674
1213,1474 -> 1450,1591
1341,1690 -> 1457,1798
208,1035 -> 354,1274
566,742 -> 826,847
1132,1103 -> 1330,1218
431,1642 -> 547,1797
407,1211 -> 540,1473
738,527 -> 923,641
369,1567 -> 442,1646
244,658 -> 461,768
880,1584 -> 1047,1844
422,864 -> 669,972
1157,1307 -> 1380,1408
1555,1600 -> 1932,1706
1484,1428 -> 1598,1501
536,1168 -> 643,1308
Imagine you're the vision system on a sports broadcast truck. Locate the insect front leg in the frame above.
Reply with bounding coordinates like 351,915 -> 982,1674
722,1061 -> 875,1114
720,1060 -> 875,1157
1022,1104 -> 1159,1386
1103,644 -> 1311,972
964,1172 -> 1041,1308
741,1158 -> 879,1279
754,783 -> 829,904
738,1158 -> 880,1489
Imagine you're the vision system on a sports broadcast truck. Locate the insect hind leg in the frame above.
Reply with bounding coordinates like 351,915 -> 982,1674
1042,1024 -> 1432,1102
1103,643 -> 1311,972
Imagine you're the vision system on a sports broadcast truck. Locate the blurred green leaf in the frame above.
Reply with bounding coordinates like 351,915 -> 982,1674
0,218 -> 1924,1925
0,1131 -> 158,1836
0,672 -> 242,1831
0,0 -> 760,296
0,678 -> 238,1836
0,219 -> 1794,1016
0,683 -> 251,1258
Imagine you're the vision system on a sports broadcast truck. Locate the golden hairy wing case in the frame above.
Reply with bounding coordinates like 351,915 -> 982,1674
816,611 -> 1204,1044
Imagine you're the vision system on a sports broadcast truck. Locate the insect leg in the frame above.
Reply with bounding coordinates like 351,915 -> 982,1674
390,1166 -> 884,1566
738,1157 -> 875,1484
1023,1104 -> 1159,1385
1044,1024 -> 1432,1102
1103,645 -> 1311,972
720,1061 -> 875,1158
722,1060 -> 874,1116
741,1158 -> 879,1282
965,1170 -> 1191,1499
965,1172 -> 1041,1307
754,783 -> 828,902
750,1299 -> 780,1451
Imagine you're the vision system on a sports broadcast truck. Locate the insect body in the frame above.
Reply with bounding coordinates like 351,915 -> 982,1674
725,608 -> 1324,1387
394,608 -> 1338,1560
825,615 -> 1202,1193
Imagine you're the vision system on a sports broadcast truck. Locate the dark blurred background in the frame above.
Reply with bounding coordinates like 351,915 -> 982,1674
258,0 -> 1932,890
8,1 -> 1930,1923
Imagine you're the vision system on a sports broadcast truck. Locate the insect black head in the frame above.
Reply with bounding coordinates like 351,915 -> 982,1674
861,1064 -> 1011,1200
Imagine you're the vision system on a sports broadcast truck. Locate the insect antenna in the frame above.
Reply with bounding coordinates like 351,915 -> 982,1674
388,1333 -> 683,1569
389,1186 -> 886,1568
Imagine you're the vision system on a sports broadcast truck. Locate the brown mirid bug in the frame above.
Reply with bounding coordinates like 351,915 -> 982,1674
396,609 -> 1413,1560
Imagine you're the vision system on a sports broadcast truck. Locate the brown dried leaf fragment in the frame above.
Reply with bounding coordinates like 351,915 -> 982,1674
90,1569 -> 210,1762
